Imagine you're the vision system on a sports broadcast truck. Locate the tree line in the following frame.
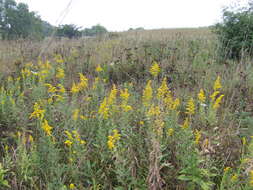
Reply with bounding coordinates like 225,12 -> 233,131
0,0 -> 108,40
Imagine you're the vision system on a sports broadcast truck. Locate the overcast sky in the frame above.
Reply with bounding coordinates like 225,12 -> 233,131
16,0 -> 249,31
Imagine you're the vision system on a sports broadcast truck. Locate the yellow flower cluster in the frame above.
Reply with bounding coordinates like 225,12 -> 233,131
147,105 -> 161,117
250,170 -> 253,186
167,128 -> 174,136
120,88 -> 132,112
72,109 -> 80,121
198,89 -> 206,103
21,68 -> 31,79
213,76 -> 222,91
210,76 -> 224,110
231,174 -> 238,182
98,98 -> 109,119
54,54 -> 64,64
56,67 -> 65,79
213,94 -> 224,109
107,129 -> 121,150
224,167 -> 231,173
186,98 -> 195,115
95,65 -> 103,72
181,117 -> 189,129
29,102 -> 45,120
44,83 -> 66,103
69,183 -> 76,189
157,77 -> 170,100
149,62 -> 160,77
41,119 -> 53,136
64,130 -> 86,147
142,80 -> 153,107
98,85 -> 118,119
194,130 -> 201,145
108,84 -> 117,105
71,73 -> 88,94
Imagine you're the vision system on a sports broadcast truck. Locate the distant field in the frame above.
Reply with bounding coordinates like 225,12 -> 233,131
0,28 -> 252,190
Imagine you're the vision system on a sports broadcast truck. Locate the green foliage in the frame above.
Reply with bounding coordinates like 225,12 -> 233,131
56,24 -> 81,39
215,3 -> 253,59
0,0 -> 53,39
82,24 -> 108,36
0,163 -> 9,188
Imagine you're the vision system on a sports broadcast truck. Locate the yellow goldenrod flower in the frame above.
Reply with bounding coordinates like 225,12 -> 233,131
198,89 -> 206,103
4,145 -> 9,152
231,174 -> 238,182
107,139 -> 115,150
57,84 -> 66,93
71,82 -> 80,94
149,62 -> 160,77
65,131 -> 73,140
55,54 -> 64,64
45,83 -> 57,93
21,68 -> 31,78
78,73 -> 88,90
69,183 -> 75,189
72,109 -> 79,121
210,91 -> 220,101
181,118 -> 189,129
41,60 -> 52,70
142,80 -> 153,106
164,93 -> 173,108
98,98 -> 109,119
213,94 -> 224,109
194,130 -> 201,145
213,76 -> 222,91
249,170 -> 253,186
41,119 -> 53,136
80,115 -> 87,120
56,67 -> 65,79
172,98 -> 180,110
147,105 -> 161,117
29,135 -> 34,143
29,102 -> 45,120
120,88 -> 132,112
157,77 -> 169,99
120,88 -> 130,103
64,140 -> 73,147
168,128 -> 174,136
107,130 -> 121,150
122,104 -> 133,112
113,129 -> 121,140
186,98 -> 195,115
96,65 -> 103,72
242,137 -> 247,145
108,84 -> 117,105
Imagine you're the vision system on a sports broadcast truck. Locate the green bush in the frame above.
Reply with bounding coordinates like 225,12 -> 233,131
215,4 -> 253,59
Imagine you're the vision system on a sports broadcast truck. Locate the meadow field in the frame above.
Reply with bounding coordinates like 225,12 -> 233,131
0,28 -> 252,190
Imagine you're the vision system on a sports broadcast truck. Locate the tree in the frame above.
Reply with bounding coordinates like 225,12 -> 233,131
0,0 -> 52,39
214,2 -> 253,59
82,24 -> 108,36
56,24 -> 81,38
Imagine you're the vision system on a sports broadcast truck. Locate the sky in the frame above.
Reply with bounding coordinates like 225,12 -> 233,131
16,0 -> 249,31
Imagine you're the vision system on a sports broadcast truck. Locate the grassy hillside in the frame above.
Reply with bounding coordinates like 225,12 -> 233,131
0,28 -> 252,190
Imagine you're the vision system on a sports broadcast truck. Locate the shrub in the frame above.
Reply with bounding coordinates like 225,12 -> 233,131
215,4 -> 253,59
